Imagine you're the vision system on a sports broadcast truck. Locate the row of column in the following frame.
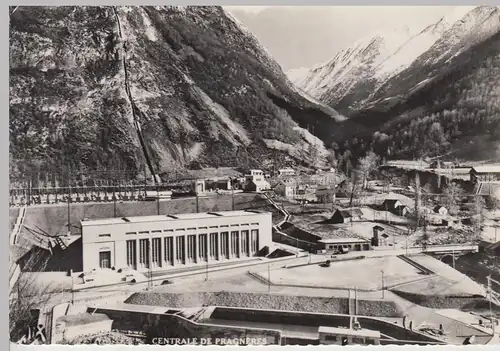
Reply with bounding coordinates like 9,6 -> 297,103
126,230 -> 259,270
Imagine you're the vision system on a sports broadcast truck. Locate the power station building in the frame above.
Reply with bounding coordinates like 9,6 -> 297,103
80,210 -> 272,273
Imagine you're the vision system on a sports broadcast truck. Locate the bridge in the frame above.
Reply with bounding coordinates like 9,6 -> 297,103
422,244 -> 478,263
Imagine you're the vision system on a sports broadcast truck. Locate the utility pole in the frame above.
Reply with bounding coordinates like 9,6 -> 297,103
67,167 -> 71,235
452,249 -> 456,269
487,275 -> 494,334
71,270 -> 75,305
205,254 -> 208,281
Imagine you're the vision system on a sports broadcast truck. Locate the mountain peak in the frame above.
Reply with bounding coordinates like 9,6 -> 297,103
290,5 -> 500,115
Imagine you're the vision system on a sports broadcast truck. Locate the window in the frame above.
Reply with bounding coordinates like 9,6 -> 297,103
99,251 -> 111,269
199,234 -> 208,261
126,240 -> 137,269
176,236 -> 185,264
325,335 -> 337,341
152,238 -> 162,268
231,231 -> 239,258
251,229 -> 259,254
241,230 -> 249,256
126,232 -> 136,235
187,235 -> 197,263
139,239 -> 149,268
152,230 -> 161,234
139,231 -> 149,235
220,232 -> 229,259
365,339 -> 375,345
209,233 -> 218,260
98,233 -> 111,238
164,237 -> 174,266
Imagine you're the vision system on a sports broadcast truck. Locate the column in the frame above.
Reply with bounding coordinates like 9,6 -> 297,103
172,236 -> 176,267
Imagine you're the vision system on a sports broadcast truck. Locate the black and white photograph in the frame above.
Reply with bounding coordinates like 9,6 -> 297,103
8,4 -> 500,346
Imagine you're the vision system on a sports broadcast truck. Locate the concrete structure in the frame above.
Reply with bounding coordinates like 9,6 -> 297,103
430,161 -> 455,169
193,180 -> 206,194
318,237 -> 371,253
278,168 -> 296,177
274,180 -> 297,198
316,184 -> 335,203
245,170 -> 270,193
470,165 -> 500,183
372,226 -> 384,246
433,205 -> 448,216
80,210 -> 272,273
329,209 -> 363,224
212,178 -> 232,191
318,326 -> 380,345
245,179 -> 271,193
382,199 -> 403,212
478,240 -> 500,256
395,205 -> 410,217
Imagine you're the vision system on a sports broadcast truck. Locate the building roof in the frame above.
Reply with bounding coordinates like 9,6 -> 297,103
434,205 -> 447,212
318,237 -> 369,244
471,165 -> 500,174
383,199 -> 402,206
80,210 -> 269,226
251,179 -> 270,186
318,326 -> 380,338
333,208 -> 363,219
373,225 -> 385,231
475,182 -> 500,196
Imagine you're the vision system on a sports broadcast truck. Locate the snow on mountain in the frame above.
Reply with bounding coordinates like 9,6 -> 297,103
374,7 -> 473,79
286,67 -> 310,85
293,6 -> 499,115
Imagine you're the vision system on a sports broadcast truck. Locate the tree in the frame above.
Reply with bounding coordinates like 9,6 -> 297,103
10,247 -> 54,343
443,182 -> 464,215
348,170 -> 362,208
357,151 -> 379,190
326,150 -> 337,169
485,195 -> 500,210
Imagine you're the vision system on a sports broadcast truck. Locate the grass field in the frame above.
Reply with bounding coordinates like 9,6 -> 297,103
253,256 -> 425,291
17,193 -> 284,239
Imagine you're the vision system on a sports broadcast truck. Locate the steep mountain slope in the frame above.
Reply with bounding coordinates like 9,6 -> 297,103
289,6 -> 475,115
290,6 -> 500,162
9,6 -> 340,180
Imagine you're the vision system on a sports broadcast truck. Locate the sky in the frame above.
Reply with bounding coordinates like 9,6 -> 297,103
226,6 -> 473,71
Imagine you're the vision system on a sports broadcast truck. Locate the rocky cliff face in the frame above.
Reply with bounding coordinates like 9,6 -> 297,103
9,6 -> 340,180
